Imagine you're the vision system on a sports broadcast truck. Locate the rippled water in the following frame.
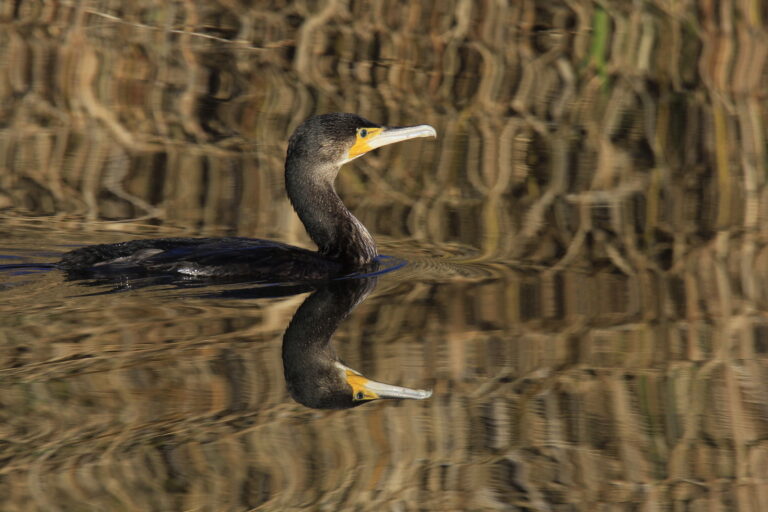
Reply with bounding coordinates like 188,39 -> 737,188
2,2 -> 768,511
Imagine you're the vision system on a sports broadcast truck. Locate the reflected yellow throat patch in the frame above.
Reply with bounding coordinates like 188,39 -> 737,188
346,369 -> 379,400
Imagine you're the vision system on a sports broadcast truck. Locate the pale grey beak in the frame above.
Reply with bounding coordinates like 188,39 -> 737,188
337,362 -> 433,402
342,124 -> 437,164
367,125 -> 437,151
363,378 -> 434,400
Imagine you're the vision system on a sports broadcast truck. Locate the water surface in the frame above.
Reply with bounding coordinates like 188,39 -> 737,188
1,2 -> 767,510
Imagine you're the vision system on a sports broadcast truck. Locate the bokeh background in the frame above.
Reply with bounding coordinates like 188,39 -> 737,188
1,1 -> 768,510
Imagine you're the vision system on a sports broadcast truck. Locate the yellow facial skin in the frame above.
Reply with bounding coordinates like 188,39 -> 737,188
347,127 -> 384,160
336,362 -> 433,403
346,369 -> 380,401
342,124 -> 436,165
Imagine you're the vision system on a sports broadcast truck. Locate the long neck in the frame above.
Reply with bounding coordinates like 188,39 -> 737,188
285,160 -> 377,267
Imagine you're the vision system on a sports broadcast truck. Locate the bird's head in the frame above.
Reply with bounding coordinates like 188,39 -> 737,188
286,113 -> 436,175
286,360 -> 432,410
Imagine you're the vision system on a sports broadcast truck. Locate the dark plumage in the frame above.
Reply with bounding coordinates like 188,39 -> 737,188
57,113 -> 436,282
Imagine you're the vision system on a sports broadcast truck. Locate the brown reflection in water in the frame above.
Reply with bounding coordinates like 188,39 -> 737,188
1,1 -> 768,511
2,261 -> 766,509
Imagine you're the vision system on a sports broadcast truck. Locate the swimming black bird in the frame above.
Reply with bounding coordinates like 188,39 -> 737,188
57,113 -> 436,281
283,277 -> 431,409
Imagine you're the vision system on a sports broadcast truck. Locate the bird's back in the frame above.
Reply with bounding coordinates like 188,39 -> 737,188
57,237 -> 344,281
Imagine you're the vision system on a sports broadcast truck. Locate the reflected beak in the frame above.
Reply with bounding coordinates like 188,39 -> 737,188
360,377 -> 434,400
337,362 -> 433,402
345,124 -> 437,163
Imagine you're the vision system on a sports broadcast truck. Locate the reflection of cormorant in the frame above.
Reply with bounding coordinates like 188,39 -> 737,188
283,278 -> 431,409
57,113 -> 436,282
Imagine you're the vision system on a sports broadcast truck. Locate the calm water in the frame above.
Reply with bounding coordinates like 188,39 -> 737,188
2,2 -> 768,511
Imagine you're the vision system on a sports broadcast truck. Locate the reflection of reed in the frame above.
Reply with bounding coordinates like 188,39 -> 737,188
4,2 -> 765,270
3,263 -> 767,509
1,1 -> 768,510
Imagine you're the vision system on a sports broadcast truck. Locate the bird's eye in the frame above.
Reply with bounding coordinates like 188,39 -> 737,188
359,129 -> 368,138
355,391 -> 365,400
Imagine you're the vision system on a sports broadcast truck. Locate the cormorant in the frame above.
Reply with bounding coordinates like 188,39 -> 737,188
282,277 -> 431,409
57,113 -> 436,281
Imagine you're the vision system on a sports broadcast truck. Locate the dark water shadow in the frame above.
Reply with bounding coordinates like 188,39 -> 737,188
193,255 -> 407,299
